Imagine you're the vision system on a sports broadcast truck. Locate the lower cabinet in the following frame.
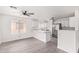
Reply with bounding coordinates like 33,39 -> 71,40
33,30 -> 51,43
58,30 -> 79,53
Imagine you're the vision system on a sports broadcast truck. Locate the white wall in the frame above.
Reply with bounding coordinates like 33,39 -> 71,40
0,16 -> 3,43
0,14 -> 32,42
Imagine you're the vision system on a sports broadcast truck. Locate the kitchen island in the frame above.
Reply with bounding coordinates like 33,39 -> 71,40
33,29 -> 51,43
57,27 -> 79,53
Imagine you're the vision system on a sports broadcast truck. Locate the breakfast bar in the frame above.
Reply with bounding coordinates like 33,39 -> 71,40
57,27 -> 79,53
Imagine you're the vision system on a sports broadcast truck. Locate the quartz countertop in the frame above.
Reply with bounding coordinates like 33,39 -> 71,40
60,27 -> 75,30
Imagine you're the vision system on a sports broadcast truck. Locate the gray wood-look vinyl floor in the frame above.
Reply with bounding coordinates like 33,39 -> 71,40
0,37 -> 66,53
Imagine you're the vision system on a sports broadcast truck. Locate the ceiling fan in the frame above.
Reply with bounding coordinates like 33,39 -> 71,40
22,11 -> 34,16
10,6 -> 34,16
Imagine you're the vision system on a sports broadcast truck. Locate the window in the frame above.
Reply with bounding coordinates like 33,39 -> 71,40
11,19 -> 26,33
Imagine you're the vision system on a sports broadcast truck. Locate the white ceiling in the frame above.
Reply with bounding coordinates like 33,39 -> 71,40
0,6 -> 79,21
17,6 -> 77,19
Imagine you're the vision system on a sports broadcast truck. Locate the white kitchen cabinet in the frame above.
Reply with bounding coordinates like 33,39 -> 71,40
58,30 -> 79,53
69,17 -> 79,30
33,30 -> 51,43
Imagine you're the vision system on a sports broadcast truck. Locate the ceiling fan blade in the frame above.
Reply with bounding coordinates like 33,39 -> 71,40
27,13 -> 34,15
23,13 -> 34,16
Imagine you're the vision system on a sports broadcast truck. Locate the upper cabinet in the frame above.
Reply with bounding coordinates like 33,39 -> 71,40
69,10 -> 79,30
